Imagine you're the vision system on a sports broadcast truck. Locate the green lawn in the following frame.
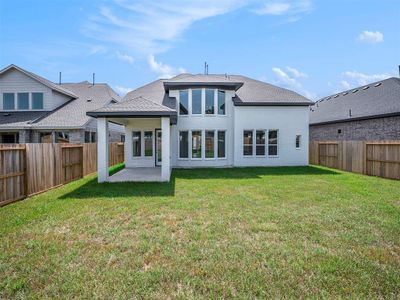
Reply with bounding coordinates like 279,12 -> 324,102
1,165 -> 399,299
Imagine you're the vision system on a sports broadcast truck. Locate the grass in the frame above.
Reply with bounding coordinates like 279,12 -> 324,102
0,165 -> 399,299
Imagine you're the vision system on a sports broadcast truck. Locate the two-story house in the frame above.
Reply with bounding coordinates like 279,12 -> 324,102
87,74 -> 312,182
0,64 -> 124,143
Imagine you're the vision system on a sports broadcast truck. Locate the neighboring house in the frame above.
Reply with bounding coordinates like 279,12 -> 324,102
0,64 -> 124,143
310,77 -> 400,141
88,74 -> 312,182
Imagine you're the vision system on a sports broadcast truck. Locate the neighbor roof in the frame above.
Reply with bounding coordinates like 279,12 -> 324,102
87,73 -> 312,118
0,111 -> 49,128
0,64 -> 78,99
32,82 -> 121,128
310,77 -> 400,125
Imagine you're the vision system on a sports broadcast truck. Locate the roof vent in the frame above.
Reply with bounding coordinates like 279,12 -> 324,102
326,96 -> 331,100
87,99 -> 92,102
362,86 -> 370,90
352,89 -> 358,93
343,92 -> 348,96
374,82 -> 382,87
334,94 -> 339,98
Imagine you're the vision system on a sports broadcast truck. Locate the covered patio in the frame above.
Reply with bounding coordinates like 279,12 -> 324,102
87,97 -> 177,183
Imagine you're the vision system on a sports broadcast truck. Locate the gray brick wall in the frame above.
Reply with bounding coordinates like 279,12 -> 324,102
310,115 -> 400,141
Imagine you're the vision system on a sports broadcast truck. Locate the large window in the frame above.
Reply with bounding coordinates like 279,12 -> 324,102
191,130 -> 202,159
18,93 -> 29,110
179,131 -> 189,158
144,131 -> 153,156
295,135 -> 301,149
192,89 -> 202,114
179,90 -> 188,115
243,130 -> 253,156
32,93 -> 44,109
205,131 -> 215,158
205,89 -> 215,114
256,130 -> 265,156
218,90 -> 225,115
268,130 -> 278,156
132,131 -> 141,157
218,131 -> 226,158
3,93 -> 15,110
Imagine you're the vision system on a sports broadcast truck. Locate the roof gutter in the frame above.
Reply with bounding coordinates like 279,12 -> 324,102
310,112 -> 400,126
234,101 -> 312,106
86,111 -> 177,118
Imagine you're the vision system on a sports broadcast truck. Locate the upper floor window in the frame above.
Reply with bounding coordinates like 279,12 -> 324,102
179,90 -> 188,115
218,90 -> 225,115
18,93 -> 29,110
192,89 -> 202,114
205,89 -> 215,114
32,93 -> 44,110
3,93 -> 15,110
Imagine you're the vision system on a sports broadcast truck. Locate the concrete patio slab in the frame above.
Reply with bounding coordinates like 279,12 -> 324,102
108,167 -> 162,182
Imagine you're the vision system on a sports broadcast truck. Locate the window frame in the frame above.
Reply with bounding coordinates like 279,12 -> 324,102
55,131 -> 69,143
132,131 -> 142,157
144,131 -> 154,157
178,90 -> 189,116
243,130 -> 253,156
205,130 -> 215,159
17,92 -> 30,110
191,130 -> 202,159
205,88 -> 215,115
256,130 -> 266,156
295,135 -> 301,149
217,130 -> 226,159
191,88 -> 202,115
3,93 -> 15,110
32,92 -> 44,110
217,90 -> 226,115
268,129 -> 279,157
178,130 -> 189,159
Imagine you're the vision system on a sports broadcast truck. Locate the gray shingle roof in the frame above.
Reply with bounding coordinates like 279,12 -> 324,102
0,111 -> 49,128
310,77 -> 400,125
33,82 -> 120,128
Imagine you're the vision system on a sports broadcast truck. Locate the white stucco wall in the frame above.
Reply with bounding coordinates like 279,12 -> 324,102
0,68 -> 71,111
233,106 -> 309,166
124,118 -> 161,168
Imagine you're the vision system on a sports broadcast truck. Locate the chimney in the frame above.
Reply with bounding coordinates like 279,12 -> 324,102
92,73 -> 95,85
59,72 -> 62,85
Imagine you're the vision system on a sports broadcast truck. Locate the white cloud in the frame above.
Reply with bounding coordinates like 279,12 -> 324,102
114,85 -> 133,95
341,71 -> 393,88
116,51 -> 134,64
286,66 -> 308,78
148,54 -> 186,78
358,30 -> 384,44
85,1 -> 314,55
253,0 -> 312,15
272,66 -> 316,99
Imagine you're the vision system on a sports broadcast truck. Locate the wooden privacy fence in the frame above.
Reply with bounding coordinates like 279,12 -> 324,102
310,140 -> 400,180
0,142 -> 124,206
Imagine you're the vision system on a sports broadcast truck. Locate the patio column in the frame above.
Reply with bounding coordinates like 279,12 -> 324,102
161,117 -> 170,181
97,117 -> 109,183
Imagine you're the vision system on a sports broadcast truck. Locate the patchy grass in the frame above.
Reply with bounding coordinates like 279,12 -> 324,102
0,165 -> 399,298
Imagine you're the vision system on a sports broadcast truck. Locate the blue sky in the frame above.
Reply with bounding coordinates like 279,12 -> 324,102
1,0 -> 399,100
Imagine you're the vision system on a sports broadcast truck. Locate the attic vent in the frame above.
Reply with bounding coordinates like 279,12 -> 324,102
343,92 -> 349,96
374,82 -> 382,87
352,89 -> 358,93
334,94 -> 339,98
87,99 -> 92,102
362,86 -> 370,90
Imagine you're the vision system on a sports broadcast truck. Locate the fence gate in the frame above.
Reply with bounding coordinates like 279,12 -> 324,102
61,145 -> 83,184
366,143 -> 400,180
318,142 -> 339,169
0,145 -> 27,206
